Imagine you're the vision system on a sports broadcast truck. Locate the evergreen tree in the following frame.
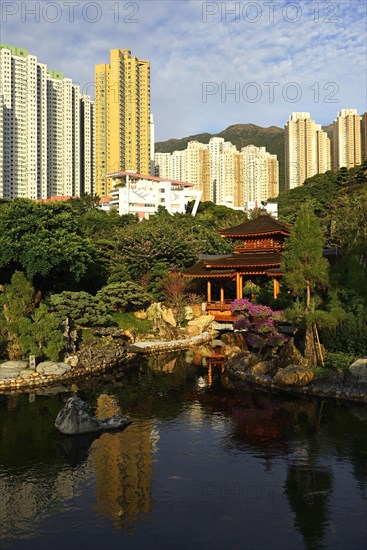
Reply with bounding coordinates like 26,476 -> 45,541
281,202 -> 329,309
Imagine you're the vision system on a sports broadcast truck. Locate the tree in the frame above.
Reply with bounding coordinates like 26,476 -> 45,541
14,304 -> 65,361
48,291 -> 112,327
0,271 -> 36,322
0,199 -> 95,286
281,202 -> 329,310
330,187 -> 367,265
281,203 -> 329,366
96,282 -> 152,312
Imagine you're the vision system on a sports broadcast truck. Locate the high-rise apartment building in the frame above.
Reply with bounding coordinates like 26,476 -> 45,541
154,138 -> 278,207
362,111 -> 367,162
333,109 -> 362,169
186,141 -> 210,201
285,112 -> 330,190
241,145 -> 278,204
0,44 -> 94,200
154,152 -> 171,179
80,95 -> 94,195
95,49 -> 151,197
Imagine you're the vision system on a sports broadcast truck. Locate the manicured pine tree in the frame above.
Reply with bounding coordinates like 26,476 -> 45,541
281,202 -> 329,366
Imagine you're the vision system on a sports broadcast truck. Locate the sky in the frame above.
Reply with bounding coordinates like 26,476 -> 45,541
2,0 -> 366,141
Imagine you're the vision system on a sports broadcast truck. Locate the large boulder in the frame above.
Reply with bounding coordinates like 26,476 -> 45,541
187,314 -> 215,334
345,358 -> 367,387
221,332 -> 248,352
0,360 -> 29,379
0,360 -> 28,369
161,307 -> 177,327
273,365 -> 314,386
37,361 -> 72,376
250,361 -> 273,376
55,396 -> 132,435
185,324 -> 202,337
274,338 -> 307,368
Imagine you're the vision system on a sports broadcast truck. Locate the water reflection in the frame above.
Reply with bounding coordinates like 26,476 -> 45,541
285,464 -> 333,550
0,354 -> 366,549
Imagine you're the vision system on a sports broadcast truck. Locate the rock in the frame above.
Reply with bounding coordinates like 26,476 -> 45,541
273,365 -> 314,386
184,306 -> 194,321
0,368 -> 23,379
326,368 -> 345,385
55,396 -> 132,435
222,345 -> 242,359
37,361 -> 72,376
274,338 -> 307,368
161,307 -> 177,327
64,355 -> 79,368
345,358 -> 367,387
185,325 -> 201,337
187,314 -> 215,334
250,361 -> 273,375
190,344 -> 215,357
20,370 -> 34,379
191,304 -> 204,318
0,360 -> 28,369
134,310 -> 147,320
221,332 -> 248,352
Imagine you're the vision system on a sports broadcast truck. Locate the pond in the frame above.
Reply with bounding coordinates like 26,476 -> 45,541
0,352 -> 366,550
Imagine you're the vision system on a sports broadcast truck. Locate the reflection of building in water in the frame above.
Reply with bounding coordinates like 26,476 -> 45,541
0,463 -> 93,539
92,394 -> 155,527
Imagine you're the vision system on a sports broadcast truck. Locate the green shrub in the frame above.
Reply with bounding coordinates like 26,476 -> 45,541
320,314 -> 367,354
96,282 -> 152,313
324,352 -> 356,370
48,291 -> 112,327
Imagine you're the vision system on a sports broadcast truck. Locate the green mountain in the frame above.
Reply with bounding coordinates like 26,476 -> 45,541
155,122 -> 335,193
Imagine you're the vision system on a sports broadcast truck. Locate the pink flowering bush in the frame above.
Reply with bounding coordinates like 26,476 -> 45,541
230,298 -> 287,351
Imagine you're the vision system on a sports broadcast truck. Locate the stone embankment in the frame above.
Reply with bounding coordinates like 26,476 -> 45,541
225,348 -> 367,405
0,327 -> 216,394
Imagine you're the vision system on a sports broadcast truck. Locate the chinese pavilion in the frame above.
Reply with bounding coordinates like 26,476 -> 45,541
183,214 -> 291,322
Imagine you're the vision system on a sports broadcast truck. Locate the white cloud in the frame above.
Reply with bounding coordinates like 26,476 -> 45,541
2,0 -> 366,139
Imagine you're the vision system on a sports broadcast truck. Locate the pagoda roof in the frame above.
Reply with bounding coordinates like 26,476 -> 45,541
183,252 -> 282,278
220,215 -> 291,238
206,251 -> 281,268
183,261 -> 236,278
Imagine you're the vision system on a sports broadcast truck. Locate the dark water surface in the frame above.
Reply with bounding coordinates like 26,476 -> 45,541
0,353 -> 366,550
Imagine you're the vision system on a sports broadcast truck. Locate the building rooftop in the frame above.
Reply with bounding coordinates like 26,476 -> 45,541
106,170 -> 193,187
220,215 -> 291,237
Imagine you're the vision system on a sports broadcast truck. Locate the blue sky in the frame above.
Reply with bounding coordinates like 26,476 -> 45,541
2,0 -> 366,140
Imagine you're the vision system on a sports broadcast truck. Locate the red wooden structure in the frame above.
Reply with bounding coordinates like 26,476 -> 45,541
183,215 -> 291,321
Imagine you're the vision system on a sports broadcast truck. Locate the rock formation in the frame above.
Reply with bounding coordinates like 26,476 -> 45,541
55,396 -> 132,435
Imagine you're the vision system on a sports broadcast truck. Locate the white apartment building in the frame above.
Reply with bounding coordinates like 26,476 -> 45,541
155,152 -> 171,179
155,137 -> 278,208
0,44 -> 94,200
333,109 -> 362,169
105,170 -> 202,219
285,112 -> 330,190
80,95 -> 94,195
241,145 -> 279,204
0,45 -> 39,199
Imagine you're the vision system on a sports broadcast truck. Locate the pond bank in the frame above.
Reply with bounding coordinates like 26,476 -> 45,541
0,331 -> 215,394
225,356 -> 367,405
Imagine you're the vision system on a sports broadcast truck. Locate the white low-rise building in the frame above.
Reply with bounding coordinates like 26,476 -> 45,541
105,171 -> 202,219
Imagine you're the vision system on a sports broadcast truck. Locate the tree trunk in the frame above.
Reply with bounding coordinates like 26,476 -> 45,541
304,323 -> 318,368
306,281 -> 311,311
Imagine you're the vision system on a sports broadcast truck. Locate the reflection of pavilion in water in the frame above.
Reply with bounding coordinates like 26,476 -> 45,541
92,394 -> 156,528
